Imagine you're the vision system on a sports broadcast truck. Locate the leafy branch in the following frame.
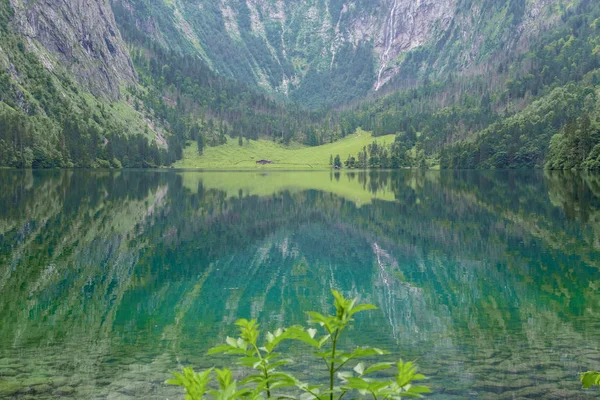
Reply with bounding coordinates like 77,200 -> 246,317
168,290 -> 431,399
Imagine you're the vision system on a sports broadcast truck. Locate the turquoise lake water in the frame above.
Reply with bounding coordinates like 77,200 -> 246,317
0,170 -> 599,399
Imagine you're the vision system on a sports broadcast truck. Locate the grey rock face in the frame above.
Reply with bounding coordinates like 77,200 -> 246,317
113,0 -> 559,98
6,0 -> 560,102
241,0 -> 457,90
373,0 -> 457,90
9,0 -> 136,100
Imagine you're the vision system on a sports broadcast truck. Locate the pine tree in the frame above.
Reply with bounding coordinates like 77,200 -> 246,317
334,154 -> 342,168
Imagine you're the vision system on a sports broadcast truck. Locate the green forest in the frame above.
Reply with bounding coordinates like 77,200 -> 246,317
2,0 -> 600,170
366,0 -> 600,170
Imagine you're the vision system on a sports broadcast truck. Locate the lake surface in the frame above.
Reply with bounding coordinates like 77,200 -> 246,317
0,170 -> 599,399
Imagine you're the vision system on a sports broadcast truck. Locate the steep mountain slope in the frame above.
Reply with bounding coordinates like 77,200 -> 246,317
111,0 -> 562,108
324,0 -> 600,170
0,0 -> 167,168
8,0 -> 136,99
0,0 -> 325,168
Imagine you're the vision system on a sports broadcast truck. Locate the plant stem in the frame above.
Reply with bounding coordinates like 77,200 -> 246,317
263,367 -> 271,398
330,329 -> 339,400
252,344 -> 271,398
304,387 -> 322,400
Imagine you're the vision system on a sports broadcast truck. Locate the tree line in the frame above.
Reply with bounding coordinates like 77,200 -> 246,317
330,138 -> 427,170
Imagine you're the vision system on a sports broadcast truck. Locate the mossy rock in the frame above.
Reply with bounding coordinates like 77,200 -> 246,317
0,380 -> 23,396
54,386 -> 76,396
32,384 -> 53,394
0,368 -> 19,377
471,379 -> 533,394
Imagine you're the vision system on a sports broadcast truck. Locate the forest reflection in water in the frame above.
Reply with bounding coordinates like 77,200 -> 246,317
0,169 -> 599,399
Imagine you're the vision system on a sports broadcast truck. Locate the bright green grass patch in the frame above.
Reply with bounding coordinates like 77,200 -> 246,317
81,90 -> 156,141
173,130 -> 396,170
111,101 -> 156,139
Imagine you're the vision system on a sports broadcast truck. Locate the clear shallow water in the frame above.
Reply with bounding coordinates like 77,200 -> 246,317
0,169 -> 599,399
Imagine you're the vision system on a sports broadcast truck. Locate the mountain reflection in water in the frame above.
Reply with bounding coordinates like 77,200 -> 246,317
0,170 -> 599,399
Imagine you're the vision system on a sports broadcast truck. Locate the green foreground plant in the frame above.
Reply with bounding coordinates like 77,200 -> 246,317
581,371 -> 600,389
168,290 -> 430,399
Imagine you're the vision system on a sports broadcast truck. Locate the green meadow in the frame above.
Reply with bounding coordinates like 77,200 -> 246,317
173,130 -> 396,170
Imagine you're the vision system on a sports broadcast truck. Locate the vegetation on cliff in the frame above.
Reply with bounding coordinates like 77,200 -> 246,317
3,0 -> 600,170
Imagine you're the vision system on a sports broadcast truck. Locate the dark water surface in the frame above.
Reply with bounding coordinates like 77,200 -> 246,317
0,170 -> 599,399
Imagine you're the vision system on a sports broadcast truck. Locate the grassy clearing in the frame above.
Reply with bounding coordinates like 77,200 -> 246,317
173,129 -> 396,170
82,89 -> 158,142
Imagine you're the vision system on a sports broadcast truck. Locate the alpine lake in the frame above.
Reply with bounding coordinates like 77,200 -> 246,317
0,169 -> 599,400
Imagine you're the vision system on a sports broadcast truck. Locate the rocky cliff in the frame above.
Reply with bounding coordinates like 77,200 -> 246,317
111,0 -> 562,106
9,0 -> 136,99
0,0 -> 567,106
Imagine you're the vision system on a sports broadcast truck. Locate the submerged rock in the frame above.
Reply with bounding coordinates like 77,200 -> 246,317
32,383 -> 53,394
0,367 -> 19,377
472,378 -> 534,394
54,385 -> 76,396
0,380 -> 22,397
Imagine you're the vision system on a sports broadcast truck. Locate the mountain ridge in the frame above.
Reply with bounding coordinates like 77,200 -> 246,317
111,0 -> 563,107
2,0 -> 600,171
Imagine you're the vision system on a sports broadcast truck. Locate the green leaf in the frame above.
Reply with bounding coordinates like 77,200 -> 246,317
264,327 -> 295,353
337,371 -> 354,381
214,368 -> 234,390
348,303 -> 378,317
344,376 -> 370,390
239,374 -> 264,385
313,351 -> 332,359
236,319 -> 260,346
306,311 -> 329,328
338,347 -> 389,363
395,360 -> 430,395
269,380 -> 295,390
408,385 -> 432,393
318,335 -> 331,347
236,337 -> 248,350
265,360 -> 291,371
353,362 -> 365,375
167,367 -> 213,400
367,381 -> 391,392
207,344 -> 236,354
331,289 -> 346,307
363,362 -> 394,375
207,345 -> 247,356
285,326 -> 322,348
581,371 -> 600,388
238,356 -> 261,368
